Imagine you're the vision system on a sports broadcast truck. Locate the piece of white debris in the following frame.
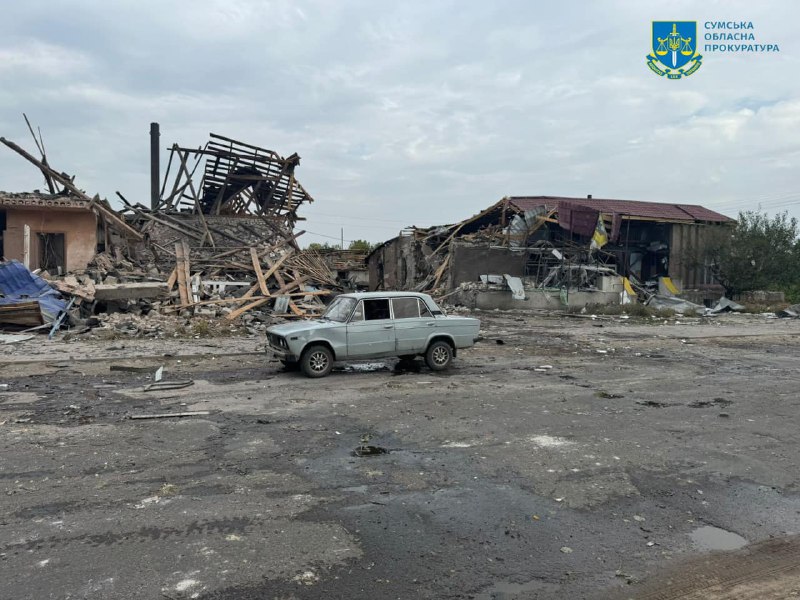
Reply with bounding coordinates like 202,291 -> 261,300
293,570 -> 319,585
175,579 -> 199,592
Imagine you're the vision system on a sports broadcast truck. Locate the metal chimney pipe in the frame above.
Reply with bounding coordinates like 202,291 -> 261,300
150,122 -> 160,209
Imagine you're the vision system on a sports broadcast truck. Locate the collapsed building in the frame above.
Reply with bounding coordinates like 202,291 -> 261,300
366,196 -> 733,309
0,123 -> 341,334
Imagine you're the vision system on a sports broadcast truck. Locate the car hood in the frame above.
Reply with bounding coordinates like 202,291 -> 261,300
267,320 -> 342,336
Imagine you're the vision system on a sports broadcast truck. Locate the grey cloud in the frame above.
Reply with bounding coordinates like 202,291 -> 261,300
0,0 -> 798,245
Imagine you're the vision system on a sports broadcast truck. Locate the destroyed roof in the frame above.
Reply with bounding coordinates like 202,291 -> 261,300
507,196 -> 733,223
0,191 -> 91,209
162,133 -> 313,219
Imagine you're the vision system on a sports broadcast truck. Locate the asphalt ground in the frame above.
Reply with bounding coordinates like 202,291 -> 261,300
2,310 -> 800,599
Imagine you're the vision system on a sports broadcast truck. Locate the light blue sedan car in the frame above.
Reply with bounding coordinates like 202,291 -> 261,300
267,292 -> 481,377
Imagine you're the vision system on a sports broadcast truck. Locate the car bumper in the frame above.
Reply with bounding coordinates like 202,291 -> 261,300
267,345 -> 298,362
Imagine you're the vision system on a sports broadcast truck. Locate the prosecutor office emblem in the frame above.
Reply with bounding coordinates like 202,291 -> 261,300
646,21 -> 702,79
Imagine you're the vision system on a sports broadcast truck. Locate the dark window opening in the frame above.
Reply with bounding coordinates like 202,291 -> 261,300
363,298 -> 390,320
38,233 -> 66,273
0,210 -> 6,259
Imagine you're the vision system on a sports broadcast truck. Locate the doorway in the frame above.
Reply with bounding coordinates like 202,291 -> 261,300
37,232 -> 66,273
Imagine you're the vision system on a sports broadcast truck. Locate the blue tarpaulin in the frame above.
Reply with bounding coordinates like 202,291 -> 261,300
0,260 -> 66,323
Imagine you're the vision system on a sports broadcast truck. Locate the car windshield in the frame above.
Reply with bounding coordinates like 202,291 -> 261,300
322,296 -> 357,322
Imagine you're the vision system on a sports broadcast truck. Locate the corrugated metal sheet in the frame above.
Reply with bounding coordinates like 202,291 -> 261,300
508,196 -> 732,223
557,201 -> 598,236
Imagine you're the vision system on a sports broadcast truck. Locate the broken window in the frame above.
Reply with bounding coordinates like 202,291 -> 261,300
392,297 -> 420,319
363,298 -> 390,320
37,232 -> 65,273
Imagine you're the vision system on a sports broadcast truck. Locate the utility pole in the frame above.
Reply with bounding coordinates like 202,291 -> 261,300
341,228 -> 344,250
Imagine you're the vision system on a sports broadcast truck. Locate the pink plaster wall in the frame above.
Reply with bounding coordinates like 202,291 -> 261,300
2,208 -> 97,271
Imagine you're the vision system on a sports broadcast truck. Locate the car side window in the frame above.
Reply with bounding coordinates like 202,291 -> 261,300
419,298 -> 433,318
392,297 -> 420,319
349,301 -> 364,322
363,298 -> 391,320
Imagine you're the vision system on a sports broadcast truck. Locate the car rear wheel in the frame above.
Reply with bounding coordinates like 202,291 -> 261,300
301,345 -> 333,378
425,340 -> 452,371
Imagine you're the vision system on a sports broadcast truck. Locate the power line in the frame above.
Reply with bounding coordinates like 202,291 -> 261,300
303,229 -> 366,244
305,220 -> 401,231
301,210 -> 410,224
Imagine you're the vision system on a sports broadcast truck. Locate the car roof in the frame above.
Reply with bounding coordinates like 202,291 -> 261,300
337,291 -> 434,301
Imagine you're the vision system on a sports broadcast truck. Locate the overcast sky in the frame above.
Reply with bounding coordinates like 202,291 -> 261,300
1,0 -> 798,246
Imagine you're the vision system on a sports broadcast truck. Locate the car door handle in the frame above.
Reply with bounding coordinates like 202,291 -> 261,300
383,324 -> 393,329
427,322 -> 435,326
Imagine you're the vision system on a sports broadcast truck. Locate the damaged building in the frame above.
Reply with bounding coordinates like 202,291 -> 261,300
0,122 -> 343,334
367,196 -> 732,309
0,191 -> 98,273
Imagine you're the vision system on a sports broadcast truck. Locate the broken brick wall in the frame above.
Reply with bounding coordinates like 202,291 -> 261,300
447,242 -> 527,290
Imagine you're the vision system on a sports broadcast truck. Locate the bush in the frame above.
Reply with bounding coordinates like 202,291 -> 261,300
692,210 -> 800,297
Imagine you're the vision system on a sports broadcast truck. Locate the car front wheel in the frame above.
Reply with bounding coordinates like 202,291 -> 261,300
301,345 -> 334,378
425,340 -> 452,371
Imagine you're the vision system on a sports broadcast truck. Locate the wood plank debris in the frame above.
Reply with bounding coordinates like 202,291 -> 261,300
0,127 -> 349,338
129,410 -> 209,419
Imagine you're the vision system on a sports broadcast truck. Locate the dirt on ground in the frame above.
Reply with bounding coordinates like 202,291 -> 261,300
2,309 -> 800,599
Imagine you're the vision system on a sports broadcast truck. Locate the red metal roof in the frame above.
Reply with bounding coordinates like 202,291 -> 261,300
507,196 -> 733,223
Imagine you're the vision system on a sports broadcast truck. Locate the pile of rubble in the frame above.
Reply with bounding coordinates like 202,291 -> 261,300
0,126 -> 346,338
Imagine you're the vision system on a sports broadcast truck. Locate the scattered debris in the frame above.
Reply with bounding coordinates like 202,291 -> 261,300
636,400 -> 670,408
143,380 -> 194,392
689,397 -> 732,408
129,410 -> 209,419
595,391 -> 624,399
0,260 -> 66,326
110,364 -> 163,373
0,125 -> 353,338
353,445 -> 389,457
0,334 -> 34,344
776,303 -> 800,318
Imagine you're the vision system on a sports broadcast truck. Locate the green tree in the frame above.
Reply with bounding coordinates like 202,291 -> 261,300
348,239 -> 373,252
700,210 -> 800,298
306,242 -> 338,251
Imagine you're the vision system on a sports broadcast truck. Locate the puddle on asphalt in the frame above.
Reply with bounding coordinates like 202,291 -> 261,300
352,445 -> 388,457
689,526 -> 748,551
393,360 -> 422,374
